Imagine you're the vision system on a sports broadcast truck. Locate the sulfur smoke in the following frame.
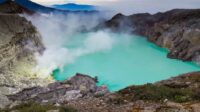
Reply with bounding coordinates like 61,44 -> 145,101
25,13 -> 115,78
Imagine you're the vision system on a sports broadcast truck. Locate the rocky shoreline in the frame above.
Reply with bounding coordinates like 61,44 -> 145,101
2,72 -> 200,112
0,1 -> 200,112
100,9 -> 200,64
7,73 -> 109,104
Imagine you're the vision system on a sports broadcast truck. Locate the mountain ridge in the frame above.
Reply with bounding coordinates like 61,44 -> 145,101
100,9 -> 200,64
0,0 -> 98,14
52,3 -> 97,11
0,0 -> 34,14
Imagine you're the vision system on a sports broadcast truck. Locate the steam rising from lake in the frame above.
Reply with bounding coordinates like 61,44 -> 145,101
25,13 -> 115,78
24,13 -> 199,91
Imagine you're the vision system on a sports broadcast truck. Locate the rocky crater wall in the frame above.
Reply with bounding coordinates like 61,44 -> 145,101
0,14 -> 51,108
101,9 -> 200,64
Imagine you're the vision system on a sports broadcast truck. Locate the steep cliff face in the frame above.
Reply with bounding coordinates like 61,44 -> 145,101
0,0 -> 54,108
0,14 -> 52,108
102,9 -> 200,63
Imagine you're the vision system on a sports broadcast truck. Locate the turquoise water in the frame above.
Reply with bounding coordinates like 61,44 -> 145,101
53,32 -> 200,91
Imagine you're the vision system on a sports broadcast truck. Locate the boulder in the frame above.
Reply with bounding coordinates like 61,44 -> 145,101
7,73 -> 107,104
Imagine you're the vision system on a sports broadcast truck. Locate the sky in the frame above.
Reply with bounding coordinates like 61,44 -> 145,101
31,0 -> 200,15
31,0 -> 116,5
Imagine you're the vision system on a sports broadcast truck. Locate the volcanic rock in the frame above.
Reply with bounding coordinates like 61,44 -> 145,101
7,73 -> 109,104
0,0 -> 34,14
0,13 -> 50,108
101,9 -> 200,63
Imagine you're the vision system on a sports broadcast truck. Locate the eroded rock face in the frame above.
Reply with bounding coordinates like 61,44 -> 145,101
0,14 -> 51,108
101,9 -> 200,63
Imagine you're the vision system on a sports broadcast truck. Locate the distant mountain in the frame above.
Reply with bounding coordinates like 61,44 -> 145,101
0,0 -> 98,14
0,0 -> 34,14
0,0 -> 63,13
15,0 -> 63,13
53,3 -> 97,11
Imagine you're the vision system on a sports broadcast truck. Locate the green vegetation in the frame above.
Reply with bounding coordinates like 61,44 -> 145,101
0,102 -> 77,112
117,83 -> 199,103
59,106 -> 77,112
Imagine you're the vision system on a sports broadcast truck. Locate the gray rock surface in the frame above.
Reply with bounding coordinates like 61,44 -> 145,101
101,9 -> 200,64
0,0 -> 34,14
7,73 -> 109,104
0,14 -> 51,108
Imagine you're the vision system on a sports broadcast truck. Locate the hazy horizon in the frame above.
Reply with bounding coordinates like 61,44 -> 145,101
31,0 -> 200,15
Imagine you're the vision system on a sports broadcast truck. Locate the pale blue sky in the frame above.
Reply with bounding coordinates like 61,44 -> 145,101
31,0 -> 200,15
31,0 -> 116,5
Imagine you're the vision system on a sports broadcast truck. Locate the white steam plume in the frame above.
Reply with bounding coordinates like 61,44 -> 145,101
25,13 -> 115,78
